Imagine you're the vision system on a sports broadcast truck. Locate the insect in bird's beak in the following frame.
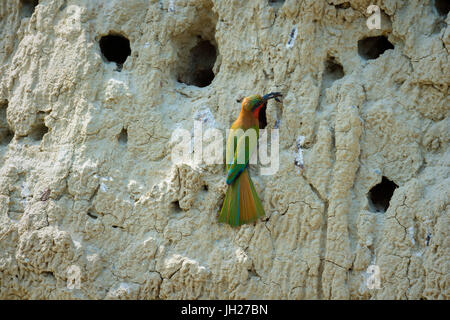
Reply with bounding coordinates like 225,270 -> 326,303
262,92 -> 283,103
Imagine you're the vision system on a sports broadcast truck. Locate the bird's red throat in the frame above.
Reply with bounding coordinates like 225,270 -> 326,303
252,104 -> 263,118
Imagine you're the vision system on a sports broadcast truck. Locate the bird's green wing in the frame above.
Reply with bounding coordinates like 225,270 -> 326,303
226,125 -> 259,185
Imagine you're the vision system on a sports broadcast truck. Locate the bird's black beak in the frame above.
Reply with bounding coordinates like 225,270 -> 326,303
263,92 -> 283,102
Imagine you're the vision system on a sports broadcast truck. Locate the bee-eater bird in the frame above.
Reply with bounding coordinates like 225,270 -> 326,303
219,92 -> 282,226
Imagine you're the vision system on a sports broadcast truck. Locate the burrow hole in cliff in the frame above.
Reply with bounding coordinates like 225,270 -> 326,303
269,0 -> 285,8
20,0 -> 39,18
29,113 -> 49,142
259,105 -> 268,129
177,38 -> 217,88
358,36 -> 394,60
175,2 -> 219,88
118,128 -> 127,145
0,101 -> 14,146
323,56 -> 345,89
170,200 -> 182,214
99,34 -> 131,71
368,176 -> 398,213
434,0 -> 450,16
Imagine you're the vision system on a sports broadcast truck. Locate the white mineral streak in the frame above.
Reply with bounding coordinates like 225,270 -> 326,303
294,135 -> 305,172
286,25 -> 298,49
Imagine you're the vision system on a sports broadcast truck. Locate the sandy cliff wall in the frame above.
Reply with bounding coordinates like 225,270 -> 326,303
0,0 -> 448,299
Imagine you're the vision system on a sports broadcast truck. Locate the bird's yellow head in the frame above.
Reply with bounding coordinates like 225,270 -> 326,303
241,92 -> 283,118
242,95 -> 263,112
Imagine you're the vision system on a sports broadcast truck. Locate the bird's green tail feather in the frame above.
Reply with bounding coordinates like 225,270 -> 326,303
218,169 -> 265,227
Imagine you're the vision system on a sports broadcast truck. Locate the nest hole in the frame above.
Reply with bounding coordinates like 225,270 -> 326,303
368,176 -> 398,213
358,36 -> 394,60
20,0 -> 39,18
178,39 -> 217,87
1,101 -> 14,146
435,0 -> 450,16
323,56 -> 344,88
259,105 -> 268,129
30,123 -> 48,141
99,34 -> 131,71
118,128 -> 128,145
1,130 -> 14,146
269,0 -> 285,7
170,200 -> 182,213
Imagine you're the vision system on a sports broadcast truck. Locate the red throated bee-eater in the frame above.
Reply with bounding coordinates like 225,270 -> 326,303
218,92 -> 282,226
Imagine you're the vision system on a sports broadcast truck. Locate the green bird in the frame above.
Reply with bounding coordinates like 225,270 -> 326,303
218,92 -> 282,226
